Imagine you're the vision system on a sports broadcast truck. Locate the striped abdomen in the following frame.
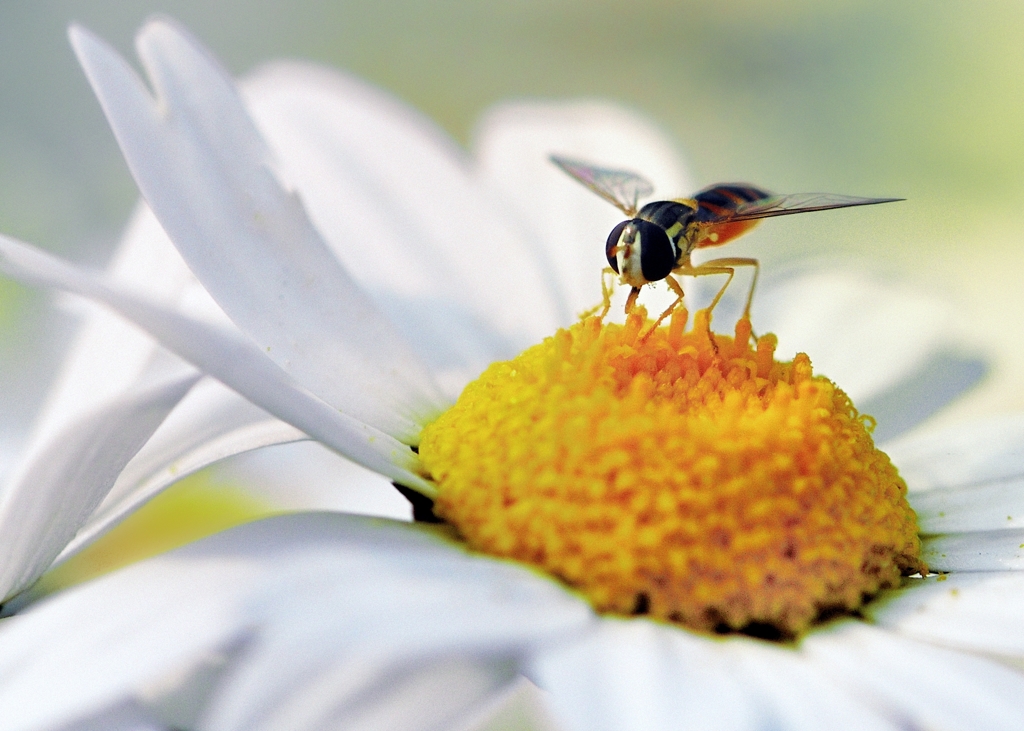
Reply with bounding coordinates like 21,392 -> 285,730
690,184 -> 772,249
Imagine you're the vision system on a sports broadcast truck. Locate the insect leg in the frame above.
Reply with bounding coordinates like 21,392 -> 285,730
624,286 -> 641,315
649,274 -> 686,331
676,257 -> 760,319
578,267 -> 620,320
601,267 -> 618,319
712,257 -> 760,319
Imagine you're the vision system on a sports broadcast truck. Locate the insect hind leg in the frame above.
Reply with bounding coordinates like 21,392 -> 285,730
675,257 -> 760,346
648,274 -> 686,332
676,257 -> 760,319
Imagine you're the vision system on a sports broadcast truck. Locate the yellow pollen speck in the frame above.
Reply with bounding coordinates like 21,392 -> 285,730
418,307 -> 925,637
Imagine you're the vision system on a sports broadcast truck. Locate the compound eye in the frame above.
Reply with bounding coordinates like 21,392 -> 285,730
605,221 -> 630,273
636,220 -> 675,282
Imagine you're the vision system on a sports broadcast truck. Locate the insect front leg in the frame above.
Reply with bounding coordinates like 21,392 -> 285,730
624,286 -> 642,315
601,267 -> 618,319
579,267 -> 620,320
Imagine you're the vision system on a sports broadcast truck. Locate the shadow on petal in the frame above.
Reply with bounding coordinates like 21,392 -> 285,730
863,349 -> 988,443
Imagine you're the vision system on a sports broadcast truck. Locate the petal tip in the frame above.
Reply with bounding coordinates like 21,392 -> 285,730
136,13 -> 192,49
66,22 -> 102,60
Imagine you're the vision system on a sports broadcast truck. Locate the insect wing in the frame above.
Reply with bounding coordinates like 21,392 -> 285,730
725,192 -> 904,223
550,155 -> 654,217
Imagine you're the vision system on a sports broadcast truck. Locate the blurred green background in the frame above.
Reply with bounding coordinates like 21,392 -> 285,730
0,0 -> 1022,435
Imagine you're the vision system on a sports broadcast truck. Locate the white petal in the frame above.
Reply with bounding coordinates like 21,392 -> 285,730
866,573 -> 1024,659
456,677 -> 563,731
0,232 -> 433,495
213,441 -> 410,520
0,371 -> 199,601
729,640 -> 901,731
911,478 -> 1024,533
55,378 -> 307,563
921,529 -> 1024,571
803,622 -> 1024,730
69,20 -> 447,434
0,513 -> 593,731
207,655 -> 515,731
884,413 -> 1024,492
0,548 -> 256,731
529,619 -> 764,731
473,100 -> 693,320
53,704 -> 168,731
242,62 -> 565,383
21,205 -> 262,569
29,203 -> 199,449
755,266 -> 974,406
203,539 -> 592,730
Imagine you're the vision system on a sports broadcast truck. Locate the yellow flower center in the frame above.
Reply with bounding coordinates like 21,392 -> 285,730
418,307 -> 925,637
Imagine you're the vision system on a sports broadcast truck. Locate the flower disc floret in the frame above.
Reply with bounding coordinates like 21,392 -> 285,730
419,308 -> 925,636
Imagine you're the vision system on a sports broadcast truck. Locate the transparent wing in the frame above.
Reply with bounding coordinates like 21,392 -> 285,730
725,192 -> 904,223
550,155 -> 654,217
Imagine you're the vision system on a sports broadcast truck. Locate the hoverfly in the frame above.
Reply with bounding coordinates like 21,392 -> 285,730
551,155 -> 903,323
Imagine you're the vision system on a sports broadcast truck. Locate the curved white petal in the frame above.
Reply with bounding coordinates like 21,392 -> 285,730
204,539 -> 592,731
912,478 -> 1024,533
921,529 -> 1024,571
867,572 -> 1024,660
803,623 -> 1024,730
728,640 -> 901,731
751,267 -> 958,400
55,378 -> 308,564
473,100 -> 693,322
28,203 -> 200,449
529,619 -> 764,731
885,414 -> 1024,492
754,266 -> 980,417
0,545 -> 256,731
0,232 -> 433,494
242,63 -> 565,389
53,704 -> 169,731
455,677 -> 562,731
0,371 -> 199,601
69,20 -> 448,436
213,442 -> 410,520
0,513 -> 593,731
209,655 -> 516,731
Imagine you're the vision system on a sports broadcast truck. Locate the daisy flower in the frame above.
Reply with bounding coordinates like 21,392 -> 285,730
0,16 -> 1020,731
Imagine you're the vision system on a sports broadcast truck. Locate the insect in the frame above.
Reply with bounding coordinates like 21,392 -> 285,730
551,155 -> 903,324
